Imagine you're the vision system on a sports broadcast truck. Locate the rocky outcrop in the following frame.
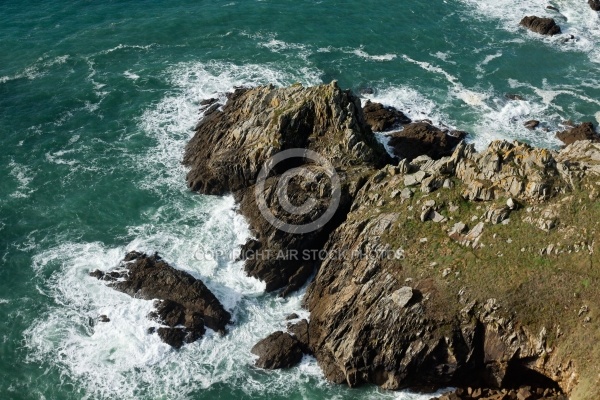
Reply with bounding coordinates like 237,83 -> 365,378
185,82 -> 390,295
454,141 -> 563,202
556,122 -> 598,145
589,0 -> 600,11
388,121 -> 467,161
251,331 -> 304,369
184,82 -> 388,195
303,141 -> 584,393
519,16 -> 561,36
362,100 -> 411,132
184,83 -> 600,398
555,139 -> 600,176
287,318 -> 310,353
90,251 -> 230,348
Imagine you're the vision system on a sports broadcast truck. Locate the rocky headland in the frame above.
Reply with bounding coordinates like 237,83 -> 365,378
181,82 -> 600,399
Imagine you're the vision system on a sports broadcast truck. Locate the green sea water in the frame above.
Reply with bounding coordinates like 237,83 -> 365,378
1,1 -> 600,398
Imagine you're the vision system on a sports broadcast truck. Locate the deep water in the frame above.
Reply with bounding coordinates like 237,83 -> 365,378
1,0 -> 599,398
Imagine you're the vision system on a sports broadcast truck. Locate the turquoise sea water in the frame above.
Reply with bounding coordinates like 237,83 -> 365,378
1,1 -> 600,399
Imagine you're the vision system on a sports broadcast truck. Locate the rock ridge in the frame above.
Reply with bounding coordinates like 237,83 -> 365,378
183,83 -> 600,399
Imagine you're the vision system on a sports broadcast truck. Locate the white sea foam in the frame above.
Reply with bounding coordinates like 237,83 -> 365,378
24,194 -> 361,399
430,51 -> 456,64
137,60 -> 322,193
364,78 -> 565,150
350,48 -> 397,61
8,160 -> 36,199
259,39 -> 307,53
401,55 -> 490,107
123,70 -> 140,80
98,43 -> 159,55
26,58 -> 443,399
363,85 -> 444,126
458,0 -> 600,62
476,51 -> 502,74
0,55 -> 70,85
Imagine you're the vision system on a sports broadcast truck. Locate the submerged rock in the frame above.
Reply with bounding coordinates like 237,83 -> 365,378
524,120 -> 540,130
519,16 -> 561,36
90,251 -> 230,348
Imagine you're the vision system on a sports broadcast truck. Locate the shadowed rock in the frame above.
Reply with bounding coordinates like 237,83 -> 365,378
388,122 -> 467,161
90,251 -> 230,348
362,100 -> 411,132
185,82 -> 389,295
556,122 -> 598,145
519,16 -> 561,36
251,331 -> 304,369
589,0 -> 600,11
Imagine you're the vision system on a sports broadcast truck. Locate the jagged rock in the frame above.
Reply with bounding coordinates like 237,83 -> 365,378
421,207 -> 434,222
421,175 -> 446,193
404,170 -> 428,186
285,313 -> 299,320
388,122 -> 467,161
186,82 -> 389,295
589,0 -> 600,11
199,97 -> 218,107
484,206 -> 511,224
556,122 -> 598,145
362,100 -> 411,131
90,252 -> 230,347
184,82 -> 388,195
450,222 -> 468,235
98,315 -> 110,323
156,327 -> 188,349
555,140 -> 600,176
251,331 -> 304,369
519,16 -> 561,36
182,83 -> 600,395
391,286 -> 414,307
455,141 -> 560,202
287,318 -> 310,353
